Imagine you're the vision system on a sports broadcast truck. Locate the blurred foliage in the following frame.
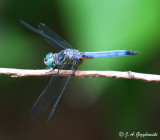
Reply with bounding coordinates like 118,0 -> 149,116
0,0 -> 160,139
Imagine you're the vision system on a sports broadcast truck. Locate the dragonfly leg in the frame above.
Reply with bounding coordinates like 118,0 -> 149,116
45,65 -> 64,75
75,59 -> 83,70
45,67 -> 58,75
52,65 -> 66,74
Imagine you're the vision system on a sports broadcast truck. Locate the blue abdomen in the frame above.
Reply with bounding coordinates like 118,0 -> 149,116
80,50 -> 140,59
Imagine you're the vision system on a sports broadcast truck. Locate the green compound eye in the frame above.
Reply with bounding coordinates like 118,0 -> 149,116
44,53 -> 55,68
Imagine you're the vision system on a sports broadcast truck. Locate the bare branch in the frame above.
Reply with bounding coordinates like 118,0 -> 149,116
0,68 -> 159,82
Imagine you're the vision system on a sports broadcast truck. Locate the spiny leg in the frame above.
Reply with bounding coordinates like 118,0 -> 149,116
75,59 -> 83,70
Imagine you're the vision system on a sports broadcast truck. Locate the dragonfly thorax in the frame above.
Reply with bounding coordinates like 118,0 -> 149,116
44,49 -> 81,68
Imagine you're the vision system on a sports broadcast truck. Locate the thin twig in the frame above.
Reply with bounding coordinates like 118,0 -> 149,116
0,68 -> 159,82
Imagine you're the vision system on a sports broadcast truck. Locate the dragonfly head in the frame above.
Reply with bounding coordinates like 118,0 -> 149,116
44,52 -> 56,68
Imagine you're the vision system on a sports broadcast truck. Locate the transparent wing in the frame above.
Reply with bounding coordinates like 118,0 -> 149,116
38,23 -> 74,50
47,76 -> 71,122
20,20 -> 70,51
30,76 -> 70,120
30,64 -> 74,120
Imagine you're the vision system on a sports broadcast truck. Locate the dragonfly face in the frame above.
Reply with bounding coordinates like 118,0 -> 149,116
44,52 -> 55,68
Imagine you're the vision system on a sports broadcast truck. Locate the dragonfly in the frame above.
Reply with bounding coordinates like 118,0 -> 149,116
20,20 -> 140,122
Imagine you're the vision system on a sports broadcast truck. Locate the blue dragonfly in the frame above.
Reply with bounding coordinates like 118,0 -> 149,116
20,20 -> 140,121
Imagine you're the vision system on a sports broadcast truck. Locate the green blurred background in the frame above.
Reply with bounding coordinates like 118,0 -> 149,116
0,0 -> 160,139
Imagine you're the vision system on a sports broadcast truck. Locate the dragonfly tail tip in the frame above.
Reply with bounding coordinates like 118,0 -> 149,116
126,51 -> 140,56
